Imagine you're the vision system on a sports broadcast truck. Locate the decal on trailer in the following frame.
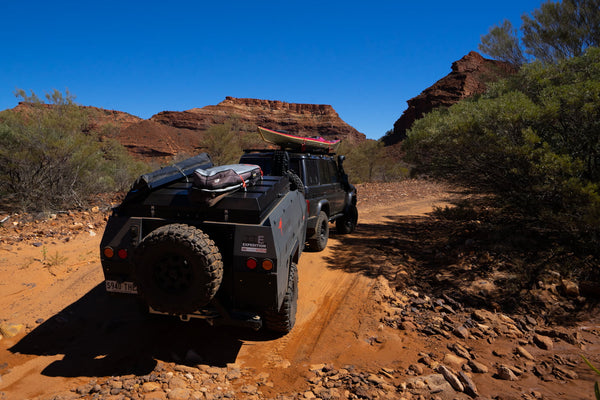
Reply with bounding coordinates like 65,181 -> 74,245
241,234 -> 267,253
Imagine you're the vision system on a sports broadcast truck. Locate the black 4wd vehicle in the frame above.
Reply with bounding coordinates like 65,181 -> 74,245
100,153 -> 306,334
239,149 -> 358,251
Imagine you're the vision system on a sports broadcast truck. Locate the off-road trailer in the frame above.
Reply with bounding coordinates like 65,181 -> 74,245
100,153 -> 307,333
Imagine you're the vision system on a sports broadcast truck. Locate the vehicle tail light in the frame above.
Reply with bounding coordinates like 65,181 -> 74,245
246,258 -> 257,269
103,247 -> 114,258
262,259 -> 273,271
118,249 -> 128,259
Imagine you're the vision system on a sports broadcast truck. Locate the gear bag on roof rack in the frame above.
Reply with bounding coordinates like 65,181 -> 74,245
192,164 -> 263,207
193,164 -> 262,192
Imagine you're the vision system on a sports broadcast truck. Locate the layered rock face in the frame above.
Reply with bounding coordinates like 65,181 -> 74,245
384,51 -> 517,146
152,97 -> 366,143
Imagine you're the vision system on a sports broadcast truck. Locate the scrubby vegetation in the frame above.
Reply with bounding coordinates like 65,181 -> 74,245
404,48 -> 600,258
199,118 -> 266,166
0,90 -> 147,212
337,140 -> 409,183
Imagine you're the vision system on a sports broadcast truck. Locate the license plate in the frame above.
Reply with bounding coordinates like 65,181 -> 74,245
105,280 -> 138,294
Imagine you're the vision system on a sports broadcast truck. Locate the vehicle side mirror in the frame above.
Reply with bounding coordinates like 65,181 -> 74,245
337,155 -> 345,164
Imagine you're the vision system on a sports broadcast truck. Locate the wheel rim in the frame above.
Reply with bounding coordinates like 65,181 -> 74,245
152,252 -> 193,293
345,219 -> 353,230
319,220 -> 327,242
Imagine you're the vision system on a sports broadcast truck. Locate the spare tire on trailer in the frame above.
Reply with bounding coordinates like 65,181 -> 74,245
286,170 -> 305,195
134,224 -> 223,314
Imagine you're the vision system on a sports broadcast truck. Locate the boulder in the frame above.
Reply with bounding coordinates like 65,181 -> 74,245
533,334 -> 554,350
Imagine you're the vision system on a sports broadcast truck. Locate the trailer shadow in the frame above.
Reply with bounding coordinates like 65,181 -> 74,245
9,284 -> 271,378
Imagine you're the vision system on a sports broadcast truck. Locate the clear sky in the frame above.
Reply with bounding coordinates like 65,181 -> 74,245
2,0 -> 545,139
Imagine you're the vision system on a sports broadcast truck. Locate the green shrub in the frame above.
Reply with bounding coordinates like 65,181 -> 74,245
0,89 -> 147,211
404,48 -> 600,238
201,122 -> 244,165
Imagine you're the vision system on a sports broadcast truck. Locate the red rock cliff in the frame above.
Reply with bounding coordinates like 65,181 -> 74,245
151,97 -> 366,143
383,51 -> 517,146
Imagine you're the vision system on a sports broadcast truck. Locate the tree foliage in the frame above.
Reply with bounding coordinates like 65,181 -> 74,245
479,0 -> 600,65
201,123 -> 243,166
197,117 -> 268,166
338,140 -> 409,183
479,20 -> 526,66
0,89 -> 146,212
404,48 -> 600,236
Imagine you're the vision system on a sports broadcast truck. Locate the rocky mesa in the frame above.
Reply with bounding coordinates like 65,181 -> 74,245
384,51 -> 517,146
151,96 -> 367,144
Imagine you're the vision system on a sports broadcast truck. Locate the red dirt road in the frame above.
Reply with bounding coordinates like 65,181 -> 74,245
1,181 -> 599,400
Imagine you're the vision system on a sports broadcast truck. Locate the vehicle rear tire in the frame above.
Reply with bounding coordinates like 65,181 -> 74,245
264,262 -> 298,334
134,224 -> 223,315
336,204 -> 358,234
308,211 -> 329,252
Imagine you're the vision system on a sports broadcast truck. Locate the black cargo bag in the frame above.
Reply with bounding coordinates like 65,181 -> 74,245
192,164 -> 263,206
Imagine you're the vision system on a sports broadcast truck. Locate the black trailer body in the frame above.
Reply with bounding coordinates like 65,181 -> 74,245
239,149 -> 358,252
100,154 -> 307,333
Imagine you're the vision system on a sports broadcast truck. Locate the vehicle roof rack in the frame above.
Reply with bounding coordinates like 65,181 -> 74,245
242,146 -> 336,155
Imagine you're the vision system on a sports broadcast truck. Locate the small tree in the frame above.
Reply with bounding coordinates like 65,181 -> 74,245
479,20 -> 526,66
202,123 -> 243,165
479,0 -> 600,65
338,140 -> 409,183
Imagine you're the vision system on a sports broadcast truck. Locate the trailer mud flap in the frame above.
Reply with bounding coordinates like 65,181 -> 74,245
234,272 -> 278,310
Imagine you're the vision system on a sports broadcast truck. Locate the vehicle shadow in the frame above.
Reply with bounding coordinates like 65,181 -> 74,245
9,284 -> 274,378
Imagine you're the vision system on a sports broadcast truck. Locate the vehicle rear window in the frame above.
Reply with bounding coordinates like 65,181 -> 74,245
241,157 -> 272,175
305,160 -> 320,186
289,159 -> 302,181
327,160 -> 339,183
318,160 -> 332,184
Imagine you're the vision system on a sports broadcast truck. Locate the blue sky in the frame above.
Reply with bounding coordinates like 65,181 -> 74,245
2,1 -> 545,139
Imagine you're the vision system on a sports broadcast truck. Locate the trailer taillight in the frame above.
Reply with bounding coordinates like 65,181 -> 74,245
118,249 -> 128,259
262,259 -> 274,271
246,258 -> 257,270
103,247 -> 114,258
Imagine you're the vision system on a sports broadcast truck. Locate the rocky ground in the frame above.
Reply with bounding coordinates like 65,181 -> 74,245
1,180 -> 599,400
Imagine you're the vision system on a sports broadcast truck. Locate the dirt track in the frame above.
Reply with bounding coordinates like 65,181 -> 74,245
1,181 -> 599,400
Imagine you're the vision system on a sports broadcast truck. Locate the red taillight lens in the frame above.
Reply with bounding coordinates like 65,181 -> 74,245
118,249 -> 128,259
262,259 -> 273,271
246,258 -> 257,269
103,247 -> 114,258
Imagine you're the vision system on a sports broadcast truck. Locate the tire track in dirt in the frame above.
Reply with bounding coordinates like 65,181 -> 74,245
235,193 -> 452,394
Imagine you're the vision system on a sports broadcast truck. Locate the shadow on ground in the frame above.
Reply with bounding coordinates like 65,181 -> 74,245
326,204 -> 599,324
9,284 -> 274,378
